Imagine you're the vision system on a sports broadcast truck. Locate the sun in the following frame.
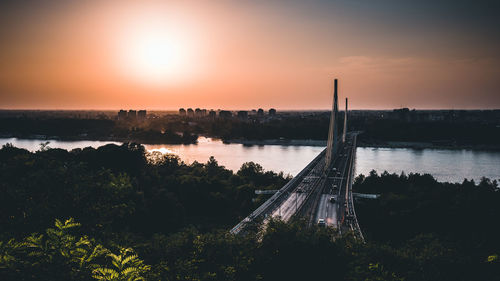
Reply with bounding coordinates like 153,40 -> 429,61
130,30 -> 185,82
117,17 -> 198,86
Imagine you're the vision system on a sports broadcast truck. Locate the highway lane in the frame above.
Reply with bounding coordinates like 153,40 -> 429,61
316,194 -> 338,227
313,133 -> 354,229
231,132 -> 364,240
266,149 -> 328,222
270,191 -> 307,221
230,149 -> 327,234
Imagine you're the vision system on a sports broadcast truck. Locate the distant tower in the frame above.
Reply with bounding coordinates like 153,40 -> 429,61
128,110 -> 137,119
118,110 -> 127,120
257,108 -> 264,117
342,98 -> 348,143
325,79 -> 339,169
138,110 -> 147,120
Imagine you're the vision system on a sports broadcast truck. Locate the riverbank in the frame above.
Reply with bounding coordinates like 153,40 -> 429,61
0,133 -> 197,145
222,138 -> 500,151
2,133 -> 500,151
357,140 -> 500,151
222,138 -> 327,146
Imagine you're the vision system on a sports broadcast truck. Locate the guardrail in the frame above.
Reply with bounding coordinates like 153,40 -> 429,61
345,135 -> 364,241
230,148 -> 327,234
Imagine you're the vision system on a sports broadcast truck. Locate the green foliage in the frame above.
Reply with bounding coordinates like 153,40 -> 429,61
0,218 -> 149,281
2,143 -> 500,280
353,171 -> 500,281
0,144 -> 289,235
487,254 -> 499,263
92,248 -> 150,281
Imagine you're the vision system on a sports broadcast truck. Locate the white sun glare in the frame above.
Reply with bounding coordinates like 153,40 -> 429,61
117,15 -> 199,86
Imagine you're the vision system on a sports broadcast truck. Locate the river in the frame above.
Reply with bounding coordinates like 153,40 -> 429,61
1,137 -> 499,183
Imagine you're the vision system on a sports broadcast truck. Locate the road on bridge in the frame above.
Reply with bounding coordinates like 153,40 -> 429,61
231,133 -> 363,241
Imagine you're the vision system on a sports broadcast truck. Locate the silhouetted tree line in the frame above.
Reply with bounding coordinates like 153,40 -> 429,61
354,119 -> 500,146
1,143 -> 500,280
2,114 -> 499,147
0,143 -> 289,237
353,171 -> 500,281
158,114 -> 500,146
0,118 -> 197,144
199,117 -> 330,140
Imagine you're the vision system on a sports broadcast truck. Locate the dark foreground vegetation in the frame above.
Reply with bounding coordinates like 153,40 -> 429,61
354,171 -> 500,281
1,144 -> 499,280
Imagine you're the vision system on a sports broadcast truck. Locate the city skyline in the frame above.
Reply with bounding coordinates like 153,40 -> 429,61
1,0 -> 499,110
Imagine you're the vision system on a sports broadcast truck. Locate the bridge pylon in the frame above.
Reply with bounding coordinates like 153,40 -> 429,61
325,79 -> 339,171
342,98 -> 348,143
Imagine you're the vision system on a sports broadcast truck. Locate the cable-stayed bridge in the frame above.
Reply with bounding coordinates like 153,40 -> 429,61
230,79 -> 364,240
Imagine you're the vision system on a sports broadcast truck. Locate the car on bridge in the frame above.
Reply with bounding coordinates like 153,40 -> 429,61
317,219 -> 326,227
330,196 -> 336,203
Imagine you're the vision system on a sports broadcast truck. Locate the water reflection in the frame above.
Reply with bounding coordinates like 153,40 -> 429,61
355,147 -> 500,183
1,137 -> 499,182
144,137 -> 324,175
0,138 -> 120,152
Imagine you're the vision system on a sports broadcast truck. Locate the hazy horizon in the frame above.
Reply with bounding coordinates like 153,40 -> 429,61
1,107 -> 499,112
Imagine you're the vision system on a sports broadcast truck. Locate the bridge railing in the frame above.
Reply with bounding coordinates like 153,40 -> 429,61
345,135 -> 364,241
230,148 -> 326,234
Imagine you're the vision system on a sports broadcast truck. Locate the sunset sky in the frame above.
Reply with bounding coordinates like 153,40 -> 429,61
1,0 -> 499,110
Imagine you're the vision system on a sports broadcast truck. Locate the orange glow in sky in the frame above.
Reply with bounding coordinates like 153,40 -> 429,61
0,0 -> 499,110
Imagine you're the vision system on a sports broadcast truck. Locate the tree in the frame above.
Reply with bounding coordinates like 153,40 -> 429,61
92,248 -> 150,281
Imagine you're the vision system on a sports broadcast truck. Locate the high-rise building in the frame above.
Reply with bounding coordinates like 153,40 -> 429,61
269,108 -> 276,116
179,108 -> 186,116
237,111 -> 248,120
219,110 -> 232,118
128,110 -> 137,119
118,110 -> 127,120
138,110 -> 147,120
187,108 -> 194,117
257,108 -> 264,116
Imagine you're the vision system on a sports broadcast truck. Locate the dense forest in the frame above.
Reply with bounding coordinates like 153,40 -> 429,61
355,119 -> 500,147
353,171 -> 500,281
0,118 -> 198,144
1,144 -> 499,280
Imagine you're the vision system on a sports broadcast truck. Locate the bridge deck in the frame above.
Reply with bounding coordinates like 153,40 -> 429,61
230,133 -> 363,241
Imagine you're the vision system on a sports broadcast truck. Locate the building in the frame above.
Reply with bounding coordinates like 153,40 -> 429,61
179,108 -> 186,116
208,110 -> 216,118
187,108 -> 194,117
269,108 -> 276,116
257,108 -> 264,117
219,110 -> 232,118
195,108 -> 202,117
118,110 -> 127,120
237,111 -> 248,120
128,110 -> 137,119
138,110 -> 147,120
